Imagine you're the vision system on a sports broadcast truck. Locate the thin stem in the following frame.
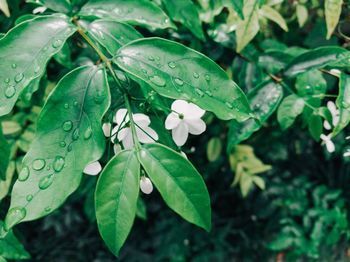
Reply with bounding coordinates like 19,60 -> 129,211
312,94 -> 338,98
319,68 -> 340,78
124,93 -> 141,150
134,122 -> 157,142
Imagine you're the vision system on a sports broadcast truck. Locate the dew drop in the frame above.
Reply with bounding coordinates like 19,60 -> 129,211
44,207 -> 51,212
205,90 -> 213,97
43,46 -> 48,51
32,159 -> 45,171
5,86 -> 15,98
14,73 -> 24,83
204,74 -> 211,81
342,101 -> 350,108
84,127 -> 92,140
195,88 -> 204,97
4,207 -> 26,231
155,56 -> 160,61
148,55 -> 155,61
4,78 -> 10,83
174,78 -> 184,86
39,174 -> 54,190
72,128 -> 80,140
11,63 -> 17,69
59,141 -> 66,147
67,144 -> 73,152
168,61 -> 176,69
150,75 -> 166,87
62,121 -> 73,132
64,103 -> 69,109
34,66 -> 40,74
73,101 -> 78,107
141,69 -> 148,75
53,156 -> 65,172
26,194 -> 33,202
52,39 -> 63,48
18,166 -> 30,181
46,165 -> 50,171
193,72 -> 199,79
225,102 -> 233,109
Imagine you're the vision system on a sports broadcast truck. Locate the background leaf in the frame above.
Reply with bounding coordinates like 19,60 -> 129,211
277,94 -> 305,130
259,5 -> 288,32
0,124 -> 9,180
325,0 -> 343,39
333,72 -> 350,136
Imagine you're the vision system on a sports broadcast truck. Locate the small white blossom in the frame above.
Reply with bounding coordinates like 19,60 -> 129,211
323,101 -> 339,130
344,150 -> 350,157
320,134 -> 335,153
33,6 -> 47,14
140,176 -> 153,194
113,144 -> 122,154
111,109 -> 158,149
102,123 -> 111,137
83,161 -> 102,175
181,151 -> 188,159
165,100 -> 206,146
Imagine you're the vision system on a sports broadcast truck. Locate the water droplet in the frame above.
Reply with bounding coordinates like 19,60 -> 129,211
72,128 -> 80,140
174,78 -> 184,86
168,62 -> 176,69
14,73 -> 24,83
342,101 -> 350,108
150,75 -> 166,87
67,144 -> 73,152
148,55 -> 155,61
34,66 -> 40,74
52,39 -> 63,48
53,156 -> 65,172
26,194 -> 33,202
195,88 -> 204,97
84,127 -> 92,140
43,46 -> 48,51
11,64 -> 17,69
73,101 -> 78,107
59,141 -> 66,147
39,174 -> 54,190
62,121 -> 73,132
225,102 -> 233,109
44,207 -> 51,212
141,69 -> 148,75
46,165 -> 50,170
18,167 -> 29,181
32,159 -> 45,171
205,90 -> 213,97
4,78 -> 10,83
204,74 -> 211,81
155,56 -> 160,61
164,18 -> 169,24
4,207 -> 26,231
193,72 -> 199,79
253,104 -> 260,111
64,103 -> 69,109
5,86 -> 15,98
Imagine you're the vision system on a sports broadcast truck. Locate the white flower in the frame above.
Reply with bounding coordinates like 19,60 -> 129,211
165,100 -> 206,146
102,123 -> 111,137
33,6 -> 47,14
320,134 -> 335,153
113,144 -> 122,154
111,109 -> 158,149
181,151 -> 188,159
323,101 -> 339,130
344,150 -> 350,157
83,161 -> 102,175
140,176 -> 153,194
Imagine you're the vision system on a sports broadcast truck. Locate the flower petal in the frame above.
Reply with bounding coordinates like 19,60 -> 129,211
186,118 -> 206,135
122,132 -> 134,149
33,6 -> 47,14
323,120 -> 331,130
165,112 -> 181,130
327,101 -> 337,116
333,115 -> 340,127
325,139 -> 335,153
186,103 -> 205,119
171,100 -> 190,114
137,126 -> 158,143
172,122 -> 189,146
102,123 -> 111,137
113,144 -> 122,154
140,177 -> 153,194
133,113 -> 151,127
114,108 -> 128,124
83,161 -> 102,175
117,127 -> 130,142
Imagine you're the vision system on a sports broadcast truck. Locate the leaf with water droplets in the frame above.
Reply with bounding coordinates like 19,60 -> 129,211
0,14 -> 76,116
138,143 -> 211,231
27,0 -> 72,13
79,0 -> 175,30
0,124 -> 9,180
161,0 -> 205,40
114,37 -> 252,121
95,150 -> 140,257
227,81 -> 283,152
277,94 -> 305,130
88,20 -> 143,56
5,66 -> 110,229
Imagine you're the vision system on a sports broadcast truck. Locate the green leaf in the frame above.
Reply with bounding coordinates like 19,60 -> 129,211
259,5 -> 288,31
277,94 -> 305,130
79,0 -> 175,29
308,114 -> 322,141
268,235 -> 294,251
0,162 -> 15,201
88,20 -> 143,56
136,197 -> 147,220
138,143 -> 211,231
0,14 -> 77,116
240,173 -> 253,197
236,0 -> 260,52
95,150 -> 140,257
227,81 -> 283,151
295,69 -> 327,97
161,0 -> 205,40
284,46 -> 350,78
114,37 -> 252,122
333,72 -> 350,136
0,256 -> 6,262
296,4 -> 308,27
27,0 -> 72,13
0,125 -> 9,180
0,221 -> 30,260
4,66 -> 110,231
258,51 -> 294,74
207,137 -> 222,162
53,42 -> 73,69
325,0 -> 343,39
0,0 -> 9,17
252,175 -> 265,190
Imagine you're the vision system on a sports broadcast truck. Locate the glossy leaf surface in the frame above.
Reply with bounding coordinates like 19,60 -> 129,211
227,81 -> 283,152
333,72 -> 350,136
28,0 -> 72,13
0,14 -> 76,116
284,46 -> 350,77
259,5 -> 288,32
138,143 -> 211,231
277,94 -> 305,130
114,38 -> 252,121
0,162 -> 14,201
0,125 -> 9,180
88,20 -> 143,56
95,150 -> 140,257
325,0 -> 343,39
79,0 -> 175,29
4,66 -> 110,230
161,0 -> 205,40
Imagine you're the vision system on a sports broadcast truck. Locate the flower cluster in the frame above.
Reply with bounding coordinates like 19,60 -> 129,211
320,101 -> 339,153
